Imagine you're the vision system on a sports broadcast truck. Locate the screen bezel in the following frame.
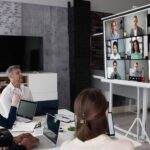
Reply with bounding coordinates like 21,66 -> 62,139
17,100 -> 37,120
43,113 -> 60,145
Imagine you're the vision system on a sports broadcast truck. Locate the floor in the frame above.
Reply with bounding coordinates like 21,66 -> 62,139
113,110 -> 150,150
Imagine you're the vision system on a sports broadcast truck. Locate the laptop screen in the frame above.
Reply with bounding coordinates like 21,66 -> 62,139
43,114 -> 60,145
17,100 -> 37,120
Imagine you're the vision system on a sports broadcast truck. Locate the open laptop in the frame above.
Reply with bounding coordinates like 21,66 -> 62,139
107,112 -> 115,137
16,100 -> 37,123
34,113 -> 60,149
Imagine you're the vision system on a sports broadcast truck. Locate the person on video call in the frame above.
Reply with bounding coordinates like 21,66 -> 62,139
110,20 -> 120,40
110,60 -> 121,79
0,65 -> 33,118
130,16 -> 143,36
131,40 -> 142,59
130,62 -> 142,77
60,88 -> 134,150
110,41 -> 121,59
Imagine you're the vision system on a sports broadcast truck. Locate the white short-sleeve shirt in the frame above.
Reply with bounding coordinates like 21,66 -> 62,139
0,82 -> 33,117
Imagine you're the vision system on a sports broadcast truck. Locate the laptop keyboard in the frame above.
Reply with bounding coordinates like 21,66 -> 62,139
35,135 -> 55,149
16,116 -> 31,123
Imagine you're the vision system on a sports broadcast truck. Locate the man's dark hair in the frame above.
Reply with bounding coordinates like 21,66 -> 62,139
113,41 -> 118,49
113,60 -> 117,66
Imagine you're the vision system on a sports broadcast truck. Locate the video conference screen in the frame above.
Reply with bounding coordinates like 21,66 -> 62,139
104,9 -> 150,83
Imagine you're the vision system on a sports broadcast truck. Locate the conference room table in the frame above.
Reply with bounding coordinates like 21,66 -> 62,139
10,109 -> 141,150
11,109 -> 75,150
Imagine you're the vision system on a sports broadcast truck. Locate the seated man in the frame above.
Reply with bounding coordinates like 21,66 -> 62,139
0,65 -> 33,118
130,62 -> 142,77
130,16 -> 143,36
110,60 -> 121,79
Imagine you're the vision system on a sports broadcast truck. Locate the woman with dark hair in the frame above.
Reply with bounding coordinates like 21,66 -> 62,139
131,40 -> 142,59
60,88 -> 134,150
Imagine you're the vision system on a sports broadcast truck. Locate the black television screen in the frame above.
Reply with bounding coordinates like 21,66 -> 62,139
0,35 -> 43,72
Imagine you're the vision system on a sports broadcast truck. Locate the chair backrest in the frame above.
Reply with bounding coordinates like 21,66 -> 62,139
35,100 -> 59,116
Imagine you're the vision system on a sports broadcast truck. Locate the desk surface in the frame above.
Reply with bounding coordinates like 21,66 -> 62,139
11,109 -> 141,150
11,109 -> 75,150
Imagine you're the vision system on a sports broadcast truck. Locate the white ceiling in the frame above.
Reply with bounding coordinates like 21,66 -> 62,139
89,0 -> 150,13
1,0 -> 150,14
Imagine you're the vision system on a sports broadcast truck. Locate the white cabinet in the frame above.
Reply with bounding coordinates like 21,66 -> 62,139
28,73 -> 58,101
0,72 -> 58,101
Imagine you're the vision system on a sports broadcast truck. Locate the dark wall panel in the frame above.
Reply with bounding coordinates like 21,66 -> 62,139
22,4 -> 70,109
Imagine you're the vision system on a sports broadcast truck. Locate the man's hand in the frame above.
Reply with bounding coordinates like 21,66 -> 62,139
14,133 -> 33,143
21,136 -> 39,149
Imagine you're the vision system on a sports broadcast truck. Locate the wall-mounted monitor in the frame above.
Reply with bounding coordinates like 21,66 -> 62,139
103,6 -> 150,83
0,35 -> 43,72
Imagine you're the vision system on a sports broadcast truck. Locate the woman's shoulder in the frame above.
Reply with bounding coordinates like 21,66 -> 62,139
109,139 -> 134,150
60,140 -> 75,150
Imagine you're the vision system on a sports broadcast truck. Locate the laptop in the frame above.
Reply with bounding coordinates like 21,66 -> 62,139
34,113 -> 60,149
16,100 -> 37,123
107,112 -> 115,137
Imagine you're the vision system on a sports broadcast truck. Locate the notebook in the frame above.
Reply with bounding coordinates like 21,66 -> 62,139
17,100 -> 37,123
33,113 -> 60,149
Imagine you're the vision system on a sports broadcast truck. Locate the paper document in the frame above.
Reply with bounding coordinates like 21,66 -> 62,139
12,121 -> 36,132
55,114 -> 74,123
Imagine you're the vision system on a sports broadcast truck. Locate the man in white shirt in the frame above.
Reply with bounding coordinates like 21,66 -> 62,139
0,65 -> 33,118
110,41 -> 121,59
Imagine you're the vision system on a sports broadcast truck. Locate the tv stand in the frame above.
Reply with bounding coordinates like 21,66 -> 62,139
93,75 -> 150,143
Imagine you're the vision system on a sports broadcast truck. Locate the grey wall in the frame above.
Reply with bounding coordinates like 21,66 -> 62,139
91,77 -> 146,108
22,4 -> 70,109
0,1 -> 21,35
0,1 -> 70,109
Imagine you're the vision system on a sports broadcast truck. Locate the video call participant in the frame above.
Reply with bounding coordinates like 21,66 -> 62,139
110,60 -> 121,79
130,16 -> 143,36
110,41 -> 121,59
0,93 -> 20,129
60,88 -> 134,150
110,20 -> 120,40
0,65 -> 33,118
130,62 -> 142,77
131,40 -> 142,59
0,131 -> 39,150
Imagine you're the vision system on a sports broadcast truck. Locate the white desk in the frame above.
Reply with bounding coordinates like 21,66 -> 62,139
92,75 -> 150,143
11,109 -> 142,149
11,109 -> 75,150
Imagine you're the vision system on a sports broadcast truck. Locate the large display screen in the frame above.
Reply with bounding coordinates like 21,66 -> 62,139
104,9 -> 150,83
0,35 -> 43,72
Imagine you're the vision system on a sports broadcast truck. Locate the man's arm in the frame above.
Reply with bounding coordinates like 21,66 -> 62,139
0,90 -> 12,118
28,89 -> 33,101
0,106 -> 17,129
